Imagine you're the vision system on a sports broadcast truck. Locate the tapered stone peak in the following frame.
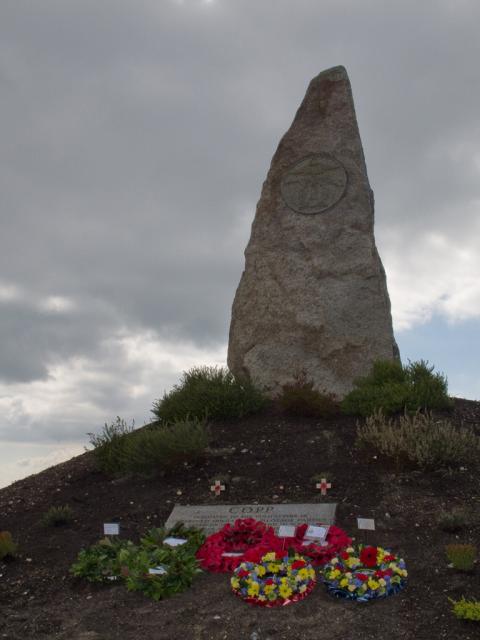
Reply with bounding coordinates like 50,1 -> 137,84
227,66 -> 398,398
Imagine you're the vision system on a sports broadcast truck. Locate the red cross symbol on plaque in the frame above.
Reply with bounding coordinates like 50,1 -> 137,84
316,478 -> 332,496
210,480 -> 225,497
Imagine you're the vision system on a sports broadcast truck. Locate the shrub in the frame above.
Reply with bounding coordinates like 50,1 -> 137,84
446,544 -> 477,572
0,531 -> 17,560
342,359 -> 453,416
89,416 -> 208,475
438,509 -> 469,533
449,597 -> 480,621
152,366 -> 266,423
123,418 -> 209,473
277,372 -> 339,417
356,410 -> 480,470
88,417 -> 135,474
41,505 -> 75,527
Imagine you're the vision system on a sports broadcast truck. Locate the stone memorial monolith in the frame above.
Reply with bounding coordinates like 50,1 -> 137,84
228,66 -> 399,398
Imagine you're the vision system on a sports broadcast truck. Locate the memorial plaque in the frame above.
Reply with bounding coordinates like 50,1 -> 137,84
280,153 -> 347,215
165,503 -> 337,535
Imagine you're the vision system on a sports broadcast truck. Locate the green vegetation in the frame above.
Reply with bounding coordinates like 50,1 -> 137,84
41,505 -> 75,527
88,417 -> 135,474
446,544 -> 477,572
152,366 -> 266,423
449,597 -> 480,622
342,359 -> 453,416
356,410 -> 480,470
438,509 -> 469,533
0,531 -> 17,560
89,416 -> 208,475
277,372 -> 339,417
70,537 -> 128,583
71,524 -> 204,600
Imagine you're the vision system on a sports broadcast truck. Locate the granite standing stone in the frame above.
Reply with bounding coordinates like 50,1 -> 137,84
228,66 -> 399,398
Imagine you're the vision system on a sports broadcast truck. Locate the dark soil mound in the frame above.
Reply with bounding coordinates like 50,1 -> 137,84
1,399 -> 480,639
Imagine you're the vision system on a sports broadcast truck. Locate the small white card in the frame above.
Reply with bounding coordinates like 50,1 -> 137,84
163,537 -> 188,547
103,523 -> 120,536
278,525 -> 296,537
357,518 -> 375,531
148,565 -> 168,575
221,552 -> 244,557
305,525 -> 329,540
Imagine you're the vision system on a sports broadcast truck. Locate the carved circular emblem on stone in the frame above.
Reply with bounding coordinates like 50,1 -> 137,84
280,153 -> 347,214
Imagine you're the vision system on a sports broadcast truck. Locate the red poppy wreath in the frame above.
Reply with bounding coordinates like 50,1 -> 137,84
286,524 -> 352,566
196,518 -> 281,573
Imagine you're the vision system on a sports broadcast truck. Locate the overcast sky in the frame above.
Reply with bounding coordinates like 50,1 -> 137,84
1,0 -> 479,488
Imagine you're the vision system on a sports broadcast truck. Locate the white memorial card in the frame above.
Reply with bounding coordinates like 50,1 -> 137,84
148,565 -> 168,575
305,525 -> 329,540
221,552 -> 244,557
163,536 -> 188,547
357,518 -> 375,531
278,525 -> 296,537
103,523 -> 120,536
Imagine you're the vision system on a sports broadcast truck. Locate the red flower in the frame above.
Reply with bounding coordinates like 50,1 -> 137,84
265,578 -> 274,585
340,552 -> 350,560
383,554 -> 395,562
291,560 -> 306,570
238,569 -> 249,578
356,573 -> 368,582
360,546 -> 378,568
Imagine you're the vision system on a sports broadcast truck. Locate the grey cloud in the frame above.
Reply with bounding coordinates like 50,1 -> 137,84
1,0 -> 480,388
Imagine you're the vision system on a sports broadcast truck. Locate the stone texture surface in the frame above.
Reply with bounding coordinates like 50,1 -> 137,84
228,65 -> 399,398
165,503 -> 337,534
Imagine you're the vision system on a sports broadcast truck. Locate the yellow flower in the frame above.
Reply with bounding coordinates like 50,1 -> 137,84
339,578 -> 349,588
297,568 -> 309,581
367,579 -> 379,590
346,557 -> 360,568
267,563 -> 280,573
264,584 -> 276,595
256,565 -> 266,577
231,577 -> 240,589
308,569 -> 315,580
278,585 -> 293,599
329,569 -> 341,579
247,582 -> 260,597
379,578 -> 386,587
298,584 -> 307,593
263,553 -> 276,562
348,584 -> 356,592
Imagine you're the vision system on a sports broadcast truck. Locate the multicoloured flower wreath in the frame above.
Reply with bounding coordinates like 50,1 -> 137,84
323,545 -> 408,602
286,524 -> 352,567
196,518 -> 279,572
231,552 -> 316,607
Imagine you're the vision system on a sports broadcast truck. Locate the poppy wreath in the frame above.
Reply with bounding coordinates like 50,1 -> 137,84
322,545 -> 408,602
231,552 -> 316,607
282,524 -> 352,566
196,518 -> 281,573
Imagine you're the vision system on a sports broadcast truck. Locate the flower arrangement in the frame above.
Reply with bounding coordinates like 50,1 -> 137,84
196,518 -> 279,572
287,524 -> 352,566
71,524 -> 204,600
323,545 -> 407,602
231,552 -> 316,607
